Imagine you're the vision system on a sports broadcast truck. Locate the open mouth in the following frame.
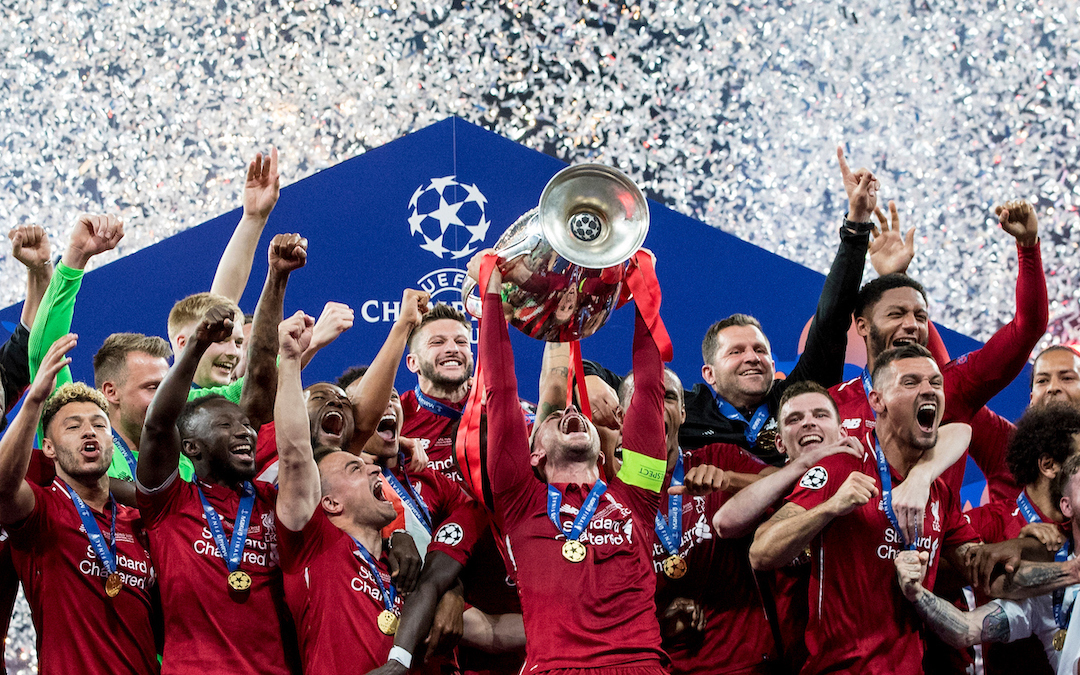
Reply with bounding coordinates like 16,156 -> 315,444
560,412 -> 587,435
439,356 -> 464,369
80,440 -> 101,459
320,410 -> 344,437
892,337 -> 917,348
373,477 -> 387,501
376,415 -> 397,443
798,434 -> 823,447
231,442 -> 254,462
916,403 -> 937,432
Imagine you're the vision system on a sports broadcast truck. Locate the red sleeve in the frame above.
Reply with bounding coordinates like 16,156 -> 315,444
967,407 -> 1020,502
482,291 -> 535,525
135,473 -> 186,529
4,482 -> 53,551
620,307 -> 665,464
255,422 -> 278,476
277,507 -> 339,574
942,480 -> 981,547
942,243 -> 1048,421
429,500 -> 490,567
691,442 -> 771,475
424,468 -> 472,528
927,322 -> 950,365
786,453 -> 863,511
962,501 -> 1008,544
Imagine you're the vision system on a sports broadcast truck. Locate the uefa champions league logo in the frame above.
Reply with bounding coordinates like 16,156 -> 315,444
408,175 -> 491,259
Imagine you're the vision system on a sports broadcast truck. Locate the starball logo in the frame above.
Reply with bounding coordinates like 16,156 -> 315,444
408,175 -> 491,260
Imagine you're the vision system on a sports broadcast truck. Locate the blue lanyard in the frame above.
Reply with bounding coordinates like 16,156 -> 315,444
715,397 -> 771,445
65,484 -> 118,575
352,537 -> 397,612
196,482 -> 256,573
547,481 -> 608,542
112,429 -> 137,478
382,457 -> 433,533
1015,491 -> 1044,524
873,438 -> 915,550
654,454 -> 684,556
414,386 -> 462,420
1017,491 -> 1074,627
860,368 -> 876,420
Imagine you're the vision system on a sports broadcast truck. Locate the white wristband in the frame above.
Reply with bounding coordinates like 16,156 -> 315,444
388,646 -> 412,669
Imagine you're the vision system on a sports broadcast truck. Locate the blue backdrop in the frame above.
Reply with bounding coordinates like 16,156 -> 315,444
0,117 -> 1029,508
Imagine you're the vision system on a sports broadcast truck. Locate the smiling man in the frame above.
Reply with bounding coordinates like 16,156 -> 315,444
137,305 -> 299,675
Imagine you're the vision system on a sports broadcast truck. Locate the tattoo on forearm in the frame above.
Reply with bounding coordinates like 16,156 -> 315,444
548,366 -> 569,378
980,605 -> 1011,643
911,589 -> 982,647
1003,562 -> 1073,594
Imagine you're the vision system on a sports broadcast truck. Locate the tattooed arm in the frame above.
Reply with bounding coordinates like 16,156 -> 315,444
989,557 -> 1080,600
896,550 -> 1014,649
536,342 -> 570,428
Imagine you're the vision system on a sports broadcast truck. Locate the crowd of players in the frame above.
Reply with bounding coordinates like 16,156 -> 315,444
0,145 -> 1079,675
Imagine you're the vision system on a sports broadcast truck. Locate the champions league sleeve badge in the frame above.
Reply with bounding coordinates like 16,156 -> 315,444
799,466 -> 828,490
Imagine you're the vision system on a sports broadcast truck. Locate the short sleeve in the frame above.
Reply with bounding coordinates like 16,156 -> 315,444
996,598 -> 1036,643
962,503 -> 1007,544
135,471 -> 184,529
691,442 -> 771,475
4,482 -> 53,551
428,500 -> 490,567
941,483 -> 981,548
786,454 -> 861,511
278,508 -> 338,574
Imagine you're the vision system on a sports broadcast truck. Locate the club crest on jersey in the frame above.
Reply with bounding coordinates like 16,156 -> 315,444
434,522 -> 464,546
799,466 -> 828,490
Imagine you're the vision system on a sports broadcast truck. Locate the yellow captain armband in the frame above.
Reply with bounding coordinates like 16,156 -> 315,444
617,449 -> 666,493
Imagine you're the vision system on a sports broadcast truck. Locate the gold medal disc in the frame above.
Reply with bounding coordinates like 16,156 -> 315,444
104,572 -> 123,598
227,570 -> 252,592
377,609 -> 399,635
1054,628 -> 1068,651
662,554 -> 687,579
562,540 -> 587,563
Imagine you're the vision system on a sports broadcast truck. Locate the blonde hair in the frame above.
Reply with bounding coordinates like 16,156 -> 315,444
167,292 -> 242,343
41,382 -> 109,436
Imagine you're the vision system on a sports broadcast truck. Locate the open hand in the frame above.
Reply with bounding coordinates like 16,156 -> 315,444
244,148 -> 280,220
869,201 -> 915,276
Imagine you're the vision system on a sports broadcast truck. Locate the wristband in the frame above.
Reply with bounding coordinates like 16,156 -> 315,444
841,214 -> 874,235
388,646 -> 413,669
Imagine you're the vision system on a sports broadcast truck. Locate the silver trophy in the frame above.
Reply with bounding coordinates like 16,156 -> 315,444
461,164 -> 649,341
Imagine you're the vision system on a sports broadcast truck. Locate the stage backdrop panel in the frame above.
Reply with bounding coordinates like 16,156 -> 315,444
0,117 -> 1029,507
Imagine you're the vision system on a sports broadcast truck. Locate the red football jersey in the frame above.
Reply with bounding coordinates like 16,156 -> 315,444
278,509 -> 403,675
651,444 -> 778,675
137,476 -> 299,675
8,479 -> 157,675
401,388 -> 466,482
787,436 -> 979,675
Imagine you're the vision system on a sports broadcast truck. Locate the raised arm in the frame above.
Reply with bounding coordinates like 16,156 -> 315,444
237,233 -> 307,429
211,149 -> 279,302
274,311 -> 320,532
535,342 -> 569,428
750,468 -> 878,570
300,301 -> 355,369
9,225 -> 53,333
347,290 -> 428,451
138,306 -> 236,490
888,423 -> 972,545
0,335 -> 75,524
714,436 -> 863,538
895,550 -> 1012,649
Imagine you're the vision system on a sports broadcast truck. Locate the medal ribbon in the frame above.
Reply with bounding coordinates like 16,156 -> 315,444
873,438 -> 915,550
654,453 -> 684,556
715,398 -> 771,445
860,368 -> 876,420
547,480 -> 608,542
65,484 -> 118,577
413,386 -> 462,420
111,429 -> 138,478
351,537 -> 397,612
382,457 -> 433,533
196,482 -> 256,573
1018,490 -> 1075,629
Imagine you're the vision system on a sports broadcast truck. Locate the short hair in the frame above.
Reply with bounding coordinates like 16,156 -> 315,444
336,365 -> 369,391
407,303 -> 471,352
1031,344 -> 1080,388
41,383 -> 109,436
778,380 -> 839,420
93,333 -> 172,388
871,343 -> 935,389
167,293 -> 242,343
1009,402 -> 1080,487
1053,453 -> 1080,507
176,394 -> 230,440
619,367 -> 683,409
853,274 -> 928,320
701,313 -> 766,364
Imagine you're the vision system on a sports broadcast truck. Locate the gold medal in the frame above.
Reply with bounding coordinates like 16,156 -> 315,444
1054,628 -> 1068,651
227,570 -> 252,592
104,572 -> 123,598
377,609 -> 399,635
562,540 -> 587,563
662,554 -> 687,579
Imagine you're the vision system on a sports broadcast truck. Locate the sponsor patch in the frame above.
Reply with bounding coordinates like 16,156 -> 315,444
434,522 -> 464,546
799,466 -> 828,490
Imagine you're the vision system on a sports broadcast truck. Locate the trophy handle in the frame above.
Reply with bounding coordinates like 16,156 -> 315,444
461,233 -> 542,319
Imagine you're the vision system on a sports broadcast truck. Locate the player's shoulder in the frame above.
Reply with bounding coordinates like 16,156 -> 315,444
690,442 -> 769,472
830,376 -> 862,397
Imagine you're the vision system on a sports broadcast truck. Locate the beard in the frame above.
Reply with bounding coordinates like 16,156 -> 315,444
418,357 -> 473,390
868,324 -> 892,361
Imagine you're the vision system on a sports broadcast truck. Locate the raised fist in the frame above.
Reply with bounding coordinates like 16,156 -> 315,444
64,213 -> 124,269
397,289 -> 430,329
195,305 -> 236,345
278,310 -> 314,360
8,225 -> 51,270
268,233 -> 308,275
994,200 -> 1039,247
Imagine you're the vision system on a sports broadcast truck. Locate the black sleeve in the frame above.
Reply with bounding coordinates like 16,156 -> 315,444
784,222 -> 870,389
0,323 -> 31,419
581,359 -> 624,393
